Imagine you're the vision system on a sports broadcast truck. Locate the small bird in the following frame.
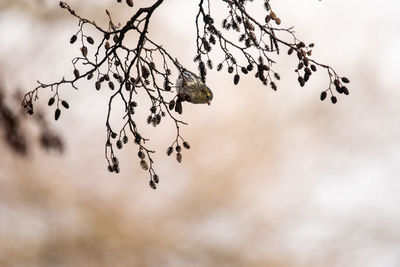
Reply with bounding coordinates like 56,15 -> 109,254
175,69 -> 213,105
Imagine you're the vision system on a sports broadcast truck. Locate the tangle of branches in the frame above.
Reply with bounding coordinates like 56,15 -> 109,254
22,0 -> 350,189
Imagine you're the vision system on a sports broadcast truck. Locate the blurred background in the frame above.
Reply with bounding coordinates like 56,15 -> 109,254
0,0 -> 399,266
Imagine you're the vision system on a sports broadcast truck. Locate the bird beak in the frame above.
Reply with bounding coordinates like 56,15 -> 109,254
207,100 -> 211,105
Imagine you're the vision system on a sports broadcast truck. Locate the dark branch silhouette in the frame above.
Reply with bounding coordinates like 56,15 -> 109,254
22,0 -> 350,189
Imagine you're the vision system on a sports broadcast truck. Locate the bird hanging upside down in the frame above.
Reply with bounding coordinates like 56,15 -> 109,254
175,69 -> 213,106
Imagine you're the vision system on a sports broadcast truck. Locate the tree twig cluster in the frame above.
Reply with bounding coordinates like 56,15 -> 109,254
22,0 -> 350,189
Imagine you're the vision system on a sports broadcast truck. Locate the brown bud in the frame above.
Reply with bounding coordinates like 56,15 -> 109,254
320,91 -> 327,101
167,146 -> 173,156
341,77 -> 350,83
55,108 -> 61,120
48,97 -> 55,106
86,36 -> 94,45
149,180 -> 156,189
70,35 -> 77,44
298,76 -> 305,87
126,0 -> 133,7
183,141 -> 190,149
140,160 -> 148,170
175,100 -> 182,114
311,65 -> 317,72
176,152 -> 182,163
270,11 -> 277,20
73,69 -> 80,79
169,100 -> 175,110
234,74 -> 240,85
61,100 -> 69,109
108,81 -> 115,90
81,46 -> 88,57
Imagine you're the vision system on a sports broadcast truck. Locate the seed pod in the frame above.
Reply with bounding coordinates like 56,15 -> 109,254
122,135 -> 128,144
297,51 -> 303,60
274,73 -> 280,80
125,81 -> 132,91
331,96 -> 337,104
175,100 -> 182,114
265,15 -> 271,23
113,164 -> 120,173
87,73 -> 94,80
209,35 -> 216,45
298,76 -> 305,87
108,81 -> 115,90
270,11 -> 277,20
304,73 -> 310,82
176,145 -> 181,153
341,77 -> 350,83
167,146 -> 173,156
270,82 -> 277,91
55,108 -> 61,121
70,35 -> 77,44
234,74 -> 240,85
153,174 -> 159,184
95,81 -> 101,90
297,62 -> 304,70
275,18 -> 281,25
334,79 -> 340,88
320,91 -> 327,101
149,180 -> 156,189
105,42 -> 110,50
116,140 -> 123,149
228,66 -> 234,73
336,85 -> 343,94
138,150 -> 145,159
111,132 -> 117,139
241,67 -> 248,74
246,64 -> 254,71
108,165 -> 114,172
48,97 -> 55,106
73,69 -> 80,78
341,86 -> 349,95
87,36 -> 94,45
61,100 -> 69,109
169,100 -> 175,110
217,63 -> 223,71
311,64 -> 317,72
81,46 -> 88,57
305,68 -> 312,75
176,152 -> 182,163
183,141 -> 190,149
140,160 -> 148,170
288,47 -> 294,55
126,0 -> 133,7
207,59 -> 213,69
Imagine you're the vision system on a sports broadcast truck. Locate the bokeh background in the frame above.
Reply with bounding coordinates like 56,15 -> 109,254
1,0 -> 399,266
